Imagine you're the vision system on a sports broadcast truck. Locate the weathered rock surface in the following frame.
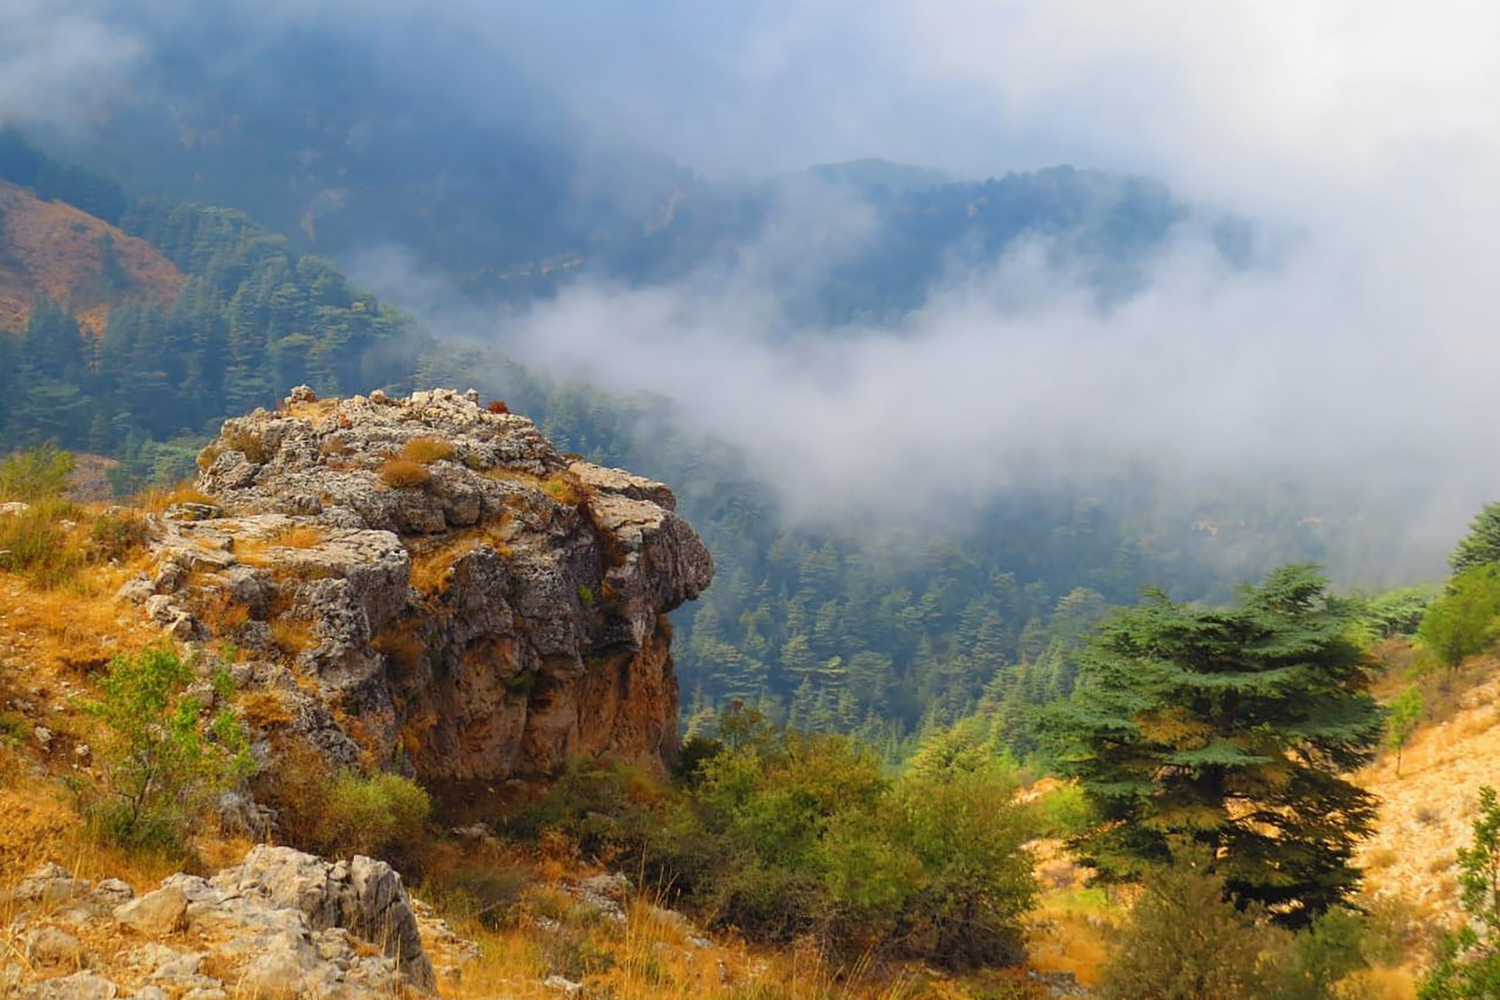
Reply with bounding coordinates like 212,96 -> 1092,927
139,387 -> 713,783
2,847 -> 438,998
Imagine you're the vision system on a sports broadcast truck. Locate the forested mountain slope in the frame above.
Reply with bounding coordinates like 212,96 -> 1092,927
0,133 -> 1388,758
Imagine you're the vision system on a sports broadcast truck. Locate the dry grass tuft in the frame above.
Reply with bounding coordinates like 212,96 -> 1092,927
542,475 -> 584,506
380,457 -> 432,489
270,618 -> 316,657
223,428 -> 270,465
399,437 -> 455,465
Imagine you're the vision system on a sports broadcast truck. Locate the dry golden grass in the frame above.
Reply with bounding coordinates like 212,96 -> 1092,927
284,398 -> 340,421
439,882 -> 941,1000
380,457 -> 432,489
541,474 -> 584,506
269,524 -> 326,549
270,618 -> 316,657
399,437 -> 456,465
407,518 -> 517,598
222,428 -> 270,465
136,482 -> 217,514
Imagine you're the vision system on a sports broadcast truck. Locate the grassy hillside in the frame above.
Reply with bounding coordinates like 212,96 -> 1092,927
0,181 -> 183,336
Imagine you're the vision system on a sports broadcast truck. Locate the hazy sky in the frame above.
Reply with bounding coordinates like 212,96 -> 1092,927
6,0 -> 1500,572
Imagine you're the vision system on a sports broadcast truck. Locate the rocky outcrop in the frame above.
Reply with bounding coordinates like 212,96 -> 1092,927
2,847 -> 439,998
128,387 -> 713,783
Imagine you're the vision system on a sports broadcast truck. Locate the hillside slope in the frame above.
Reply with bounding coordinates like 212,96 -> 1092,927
0,180 -> 183,335
1357,657 -> 1500,912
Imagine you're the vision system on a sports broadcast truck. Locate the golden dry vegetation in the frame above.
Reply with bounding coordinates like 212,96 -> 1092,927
0,180 -> 184,336
399,437 -> 456,465
1357,648 -> 1500,915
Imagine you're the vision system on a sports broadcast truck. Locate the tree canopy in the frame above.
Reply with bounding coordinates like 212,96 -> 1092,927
1045,564 -> 1384,923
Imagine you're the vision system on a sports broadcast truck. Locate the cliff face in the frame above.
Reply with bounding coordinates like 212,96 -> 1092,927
131,387 -> 713,782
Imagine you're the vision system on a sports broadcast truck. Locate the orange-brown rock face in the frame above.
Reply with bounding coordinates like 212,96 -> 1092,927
127,387 -> 713,782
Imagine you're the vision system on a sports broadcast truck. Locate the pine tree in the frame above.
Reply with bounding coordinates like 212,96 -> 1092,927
1044,564 -> 1384,924
1451,501 -> 1500,573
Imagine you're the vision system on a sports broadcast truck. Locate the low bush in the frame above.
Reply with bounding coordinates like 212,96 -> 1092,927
501,708 -> 1038,969
83,647 -> 254,853
87,511 -> 150,562
275,762 -> 432,862
0,503 -> 80,587
0,444 -> 74,502
1099,848 -> 1385,1000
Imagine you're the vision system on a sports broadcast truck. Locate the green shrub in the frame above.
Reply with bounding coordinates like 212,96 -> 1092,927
1098,850 -> 1274,1000
1099,848 -> 1380,1000
84,647 -> 254,852
503,713 -> 1038,969
309,770 -> 432,860
1418,565 -> 1500,669
0,444 -> 74,502
1035,783 -> 1094,838
1420,786 -> 1500,999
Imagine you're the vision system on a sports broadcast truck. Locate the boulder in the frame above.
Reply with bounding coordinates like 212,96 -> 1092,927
115,885 -> 188,936
152,388 -> 714,784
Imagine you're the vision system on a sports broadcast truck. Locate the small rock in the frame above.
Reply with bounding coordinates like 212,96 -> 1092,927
162,502 -> 223,522
92,879 -> 133,905
287,385 -> 318,404
74,743 -> 91,762
543,975 -> 584,996
115,885 -> 189,936
34,726 -> 54,750
115,575 -> 154,605
179,989 -> 227,1000
688,935 -> 713,950
20,971 -> 119,999
131,989 -> 170,1000
27,926 -> 87,966
368,389 -> 389,404
10,863 -> 91,906
0,501 -> 30,517
240,936 -> 312,996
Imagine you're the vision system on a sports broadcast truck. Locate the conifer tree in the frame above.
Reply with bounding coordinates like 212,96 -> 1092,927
1044,564 -> 1384,924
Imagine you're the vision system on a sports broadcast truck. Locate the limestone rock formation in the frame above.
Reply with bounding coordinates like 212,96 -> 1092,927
2,847 -> 439,998
132,387 -> 712,783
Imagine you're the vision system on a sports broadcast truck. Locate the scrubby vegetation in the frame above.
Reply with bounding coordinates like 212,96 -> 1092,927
81,647 -> 253,852
265,747 -> 432,863
1419,786 -> 1500,999
0,442 -> 74,502
504,707 -> 1037,969
1098,850 -> 1395,1000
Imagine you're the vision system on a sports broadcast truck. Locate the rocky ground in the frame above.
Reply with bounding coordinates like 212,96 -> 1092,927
2,845 -> 440,999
